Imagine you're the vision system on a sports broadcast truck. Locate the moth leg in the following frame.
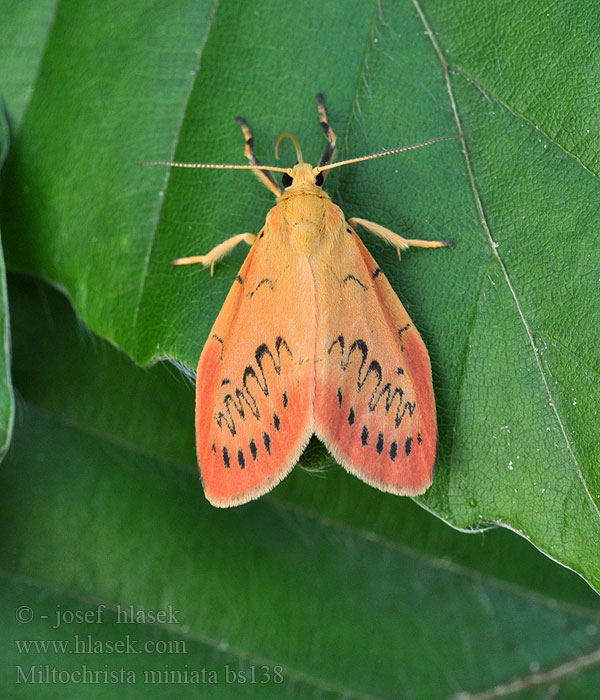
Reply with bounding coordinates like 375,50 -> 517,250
316,93 -> 336,177
172,232 -> 257,276
348,217 -> 452,260
234,117 -> 282,198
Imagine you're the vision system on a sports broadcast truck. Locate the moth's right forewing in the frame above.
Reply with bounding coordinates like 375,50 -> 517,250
196,229 -> 316,507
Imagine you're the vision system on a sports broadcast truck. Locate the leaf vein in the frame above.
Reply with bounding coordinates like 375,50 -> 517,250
448,646 -> 600,700
452,65 -> 599,181
542,332 -> 600,380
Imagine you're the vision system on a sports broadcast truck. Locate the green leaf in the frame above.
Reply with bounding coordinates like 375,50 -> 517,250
4,273 -> 600,698
10,273 -> 196,468
1,0 -> 599,593
10,273 -> 599,611
0,98 -> 14,461
2,350 -> 600,697
424,0 -> 600,174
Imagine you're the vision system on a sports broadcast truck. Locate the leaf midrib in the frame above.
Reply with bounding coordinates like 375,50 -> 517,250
413,0 -> 600,522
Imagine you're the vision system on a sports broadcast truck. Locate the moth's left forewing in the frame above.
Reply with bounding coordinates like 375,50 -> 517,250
313,216 -> 437,495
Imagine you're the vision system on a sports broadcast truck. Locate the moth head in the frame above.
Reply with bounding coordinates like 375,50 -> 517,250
281,162 -> 324,189
275,133 -> 324,189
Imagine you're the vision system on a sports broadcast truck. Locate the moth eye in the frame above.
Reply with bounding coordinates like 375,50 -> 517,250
315,172 -> 324,187
282,172 -> 293,188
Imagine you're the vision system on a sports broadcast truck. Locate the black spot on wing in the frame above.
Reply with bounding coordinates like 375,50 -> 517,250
337,387 -> 342,407
372,268 -> 381,279
273,412 -> 280,431
248,278 -> 275,297
249,439 -> 258,460
405,436 -> 413,456
396,401 -> 415,428
282,391 -> 288,408
237,449 -> 245,469
389,441 -> 397,461
348,408 -> 355,425
376,432 -> 384,455
263,432 -> 271,454
397,324 -> 411,352
211,334 -> 224,361
222,447 -> 230,468
342,274 -> 369,290
361,426 -> 369,446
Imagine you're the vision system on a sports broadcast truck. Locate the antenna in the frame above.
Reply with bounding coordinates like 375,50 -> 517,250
139,136 -> 458,174
138,160 -> 291,174
314,136 -> 457,174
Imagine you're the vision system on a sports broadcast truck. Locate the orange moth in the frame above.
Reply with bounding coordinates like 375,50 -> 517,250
148,94 -> 452,507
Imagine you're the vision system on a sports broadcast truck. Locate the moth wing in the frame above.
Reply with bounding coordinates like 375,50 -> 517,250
313,225 -> 437,495
196,230 -> 315,506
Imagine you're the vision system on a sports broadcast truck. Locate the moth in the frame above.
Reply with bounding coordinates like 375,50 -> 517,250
148,94 -> 452,506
